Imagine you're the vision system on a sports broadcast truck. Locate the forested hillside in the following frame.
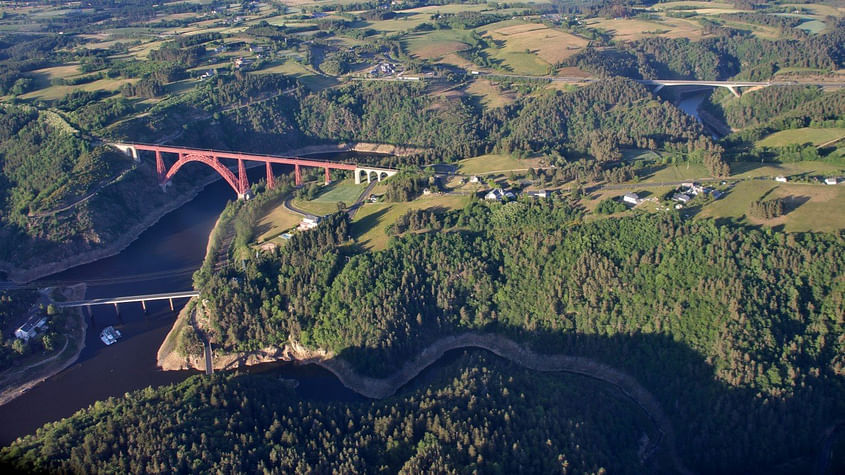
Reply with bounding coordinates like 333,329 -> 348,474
1,353 -> 657,473
191,196 -> 844,472
0,104 -> 212,270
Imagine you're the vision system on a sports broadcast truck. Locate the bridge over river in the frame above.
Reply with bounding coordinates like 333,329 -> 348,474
57,290 -> 198,314
473,72 -> 845,97
109,143 -> 398,199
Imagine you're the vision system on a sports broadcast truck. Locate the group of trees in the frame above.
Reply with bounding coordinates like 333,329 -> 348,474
749,197 -> 784,219
383,170 -> 433,202
190,194 -> 843,471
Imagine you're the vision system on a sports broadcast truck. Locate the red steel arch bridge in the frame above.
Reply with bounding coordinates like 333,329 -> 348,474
110,143 -> 398,199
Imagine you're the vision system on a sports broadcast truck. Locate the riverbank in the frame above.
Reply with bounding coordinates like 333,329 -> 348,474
0,142 -> 411,284
0,284 -> 87,406
0,173 -> 222,284
156,331 -> 689,473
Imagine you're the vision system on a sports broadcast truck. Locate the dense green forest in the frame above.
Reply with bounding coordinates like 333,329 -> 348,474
191,196 -> 844,472
1,353 -> 659,473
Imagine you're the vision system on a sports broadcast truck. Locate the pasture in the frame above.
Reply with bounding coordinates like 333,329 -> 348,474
352,194 -> 467,251
458,154 -> 544,175
756,128 -> 845,148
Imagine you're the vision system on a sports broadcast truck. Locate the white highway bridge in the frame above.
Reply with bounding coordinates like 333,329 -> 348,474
57,290 -> 198,314
474,72 -> 845,97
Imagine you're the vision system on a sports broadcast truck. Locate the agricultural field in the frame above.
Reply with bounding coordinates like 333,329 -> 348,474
697,180 -> 845,232
729,161 -> 845,179
351,193 -> 467,251
405,29 -> 470,60
638,163 -> 711,183
458,154 -> 544,175
585,16 -> 707,42
756,128 -> 845,148
291,180 -> 367,216
481,21 -> 588,69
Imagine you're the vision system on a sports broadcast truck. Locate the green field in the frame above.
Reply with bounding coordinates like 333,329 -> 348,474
458,154 -> 543,175
730,160 -> 845,179
291,180 -> 367,216
352,194 -> 468,251
756,128 -> 845,147
405,29 -> 471,60
697,180 -> 845,232
254,204 -> 301,244
254,59 -> 337,91
638,163 -> 710,183
796,19 -> 826,34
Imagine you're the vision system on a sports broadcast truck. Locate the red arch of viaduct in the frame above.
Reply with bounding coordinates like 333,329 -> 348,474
120,143 -> 359,198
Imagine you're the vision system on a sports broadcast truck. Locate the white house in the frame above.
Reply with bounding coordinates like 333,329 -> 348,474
524,189 -> 548,199
623,192 -> 639,205
468,175 -> 480,183
825,177 -> 839,185
298,215 -> 321,231
15,315 -> 47,341
485,188 -> 515,201
672,193 -> 692,203
775,176 -> 788,183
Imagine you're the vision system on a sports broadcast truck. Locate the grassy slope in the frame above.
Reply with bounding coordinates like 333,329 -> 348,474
458,154 -> 544,174
352,194 -> 468,251
756,128 -> 845,147
697,180 -> 845,232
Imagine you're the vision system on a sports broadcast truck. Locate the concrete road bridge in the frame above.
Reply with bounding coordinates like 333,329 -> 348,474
109,143 -> 398,199
475,72 -> 845,97
57,290 -> 198,315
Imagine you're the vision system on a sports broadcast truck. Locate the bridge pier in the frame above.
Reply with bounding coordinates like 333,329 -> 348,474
155,151 -> 166,184
169,298 -> 174,312
266,162 -> 275,189
141,300 -> 147,314
294,164 -> 302,186
113,302 -> 120,317
236,158 -> 251,200
325,166 -> 331,185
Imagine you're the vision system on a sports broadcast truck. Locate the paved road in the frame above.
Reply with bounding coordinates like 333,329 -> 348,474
347,180 -> 378,219
283,196 -> 308,216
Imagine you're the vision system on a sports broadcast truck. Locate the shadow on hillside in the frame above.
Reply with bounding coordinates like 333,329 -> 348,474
334,328 -> 841,474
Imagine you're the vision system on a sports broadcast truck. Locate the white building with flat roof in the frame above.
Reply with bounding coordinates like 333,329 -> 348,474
298,215 -> 321,231
15,315 -> 47,341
